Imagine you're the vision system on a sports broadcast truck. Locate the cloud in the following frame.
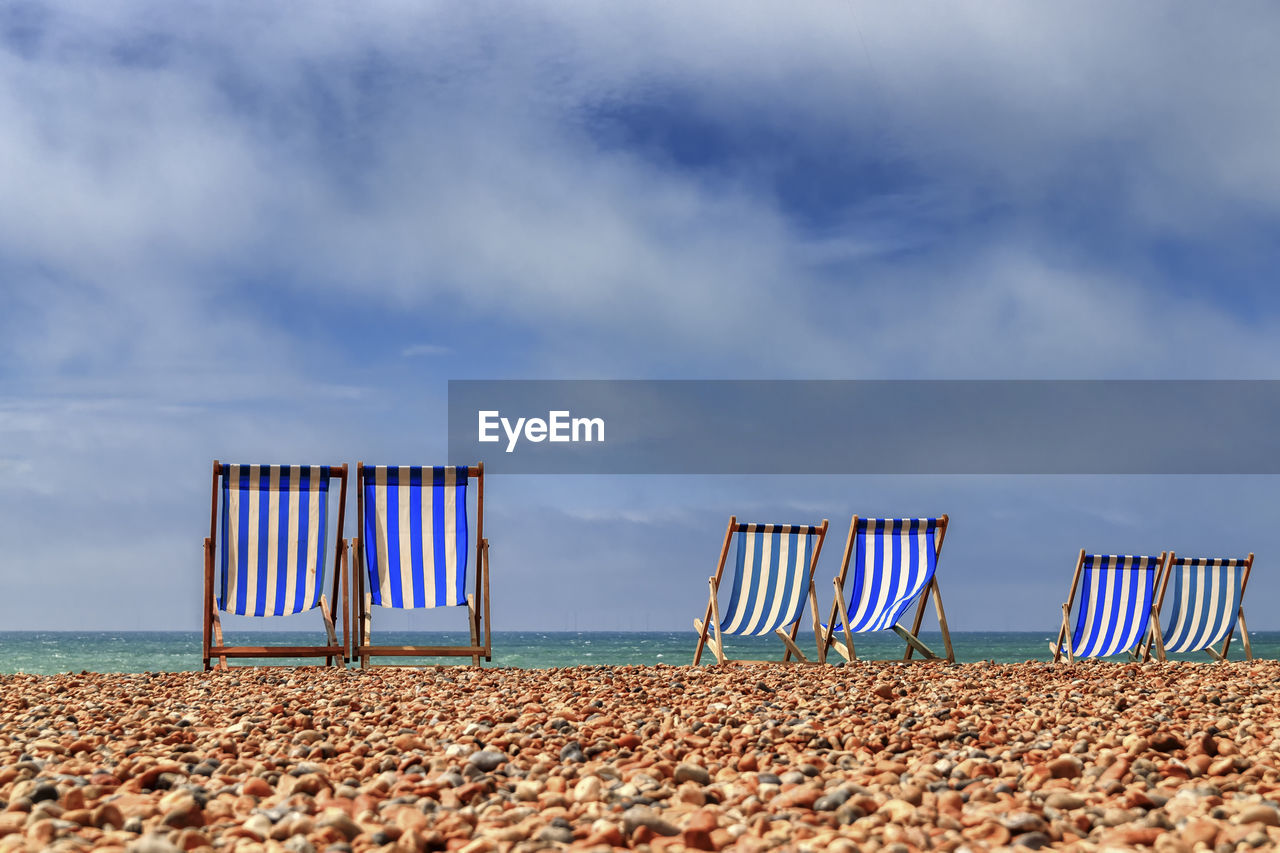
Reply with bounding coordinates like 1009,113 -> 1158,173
3,3 -> 1280,631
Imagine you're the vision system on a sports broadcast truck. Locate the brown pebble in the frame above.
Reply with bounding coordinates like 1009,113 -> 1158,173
1047,755 -> 1083,779
1238,805 -> 1280,827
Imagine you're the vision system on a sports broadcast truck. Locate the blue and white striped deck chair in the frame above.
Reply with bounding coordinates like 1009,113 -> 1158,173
1050,551 -> 1163,663
353,463 -> 490,667
1146,553 -> 1255,662
202,461 -> 349,670
693,517 -> 829,665
820,516 -> 954,664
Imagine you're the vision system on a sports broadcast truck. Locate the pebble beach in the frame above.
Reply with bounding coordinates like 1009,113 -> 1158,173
3,662 -> 1280,853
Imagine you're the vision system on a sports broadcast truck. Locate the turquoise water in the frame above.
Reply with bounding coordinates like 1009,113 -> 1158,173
2,631 -> 1277,674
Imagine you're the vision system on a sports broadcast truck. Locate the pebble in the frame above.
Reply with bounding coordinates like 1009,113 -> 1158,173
3,663 -> 1280,851
466,750 -> 506,772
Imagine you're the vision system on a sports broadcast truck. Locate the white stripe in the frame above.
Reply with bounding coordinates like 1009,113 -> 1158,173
225,465 -> 241,611
868,527 -> 895,630
265,466 -> 280,615
284,465 -> 300,612
724,526 -> 756,634
398,466 -> 414,609
744,526 -> 774,634
1185,563 -> 1207,652
760,526 -> 790,634
1167,563 -> 1193,651
421,469 -> 436,606
375,467 -> 393,605
1112,563 -> 1134,655
444,467 -> 460,605
1195,564 -> 1220,650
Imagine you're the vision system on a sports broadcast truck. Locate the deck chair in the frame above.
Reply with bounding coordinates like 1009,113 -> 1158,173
819,516 -> 954,664
693,517 -> 829,665
202,462 -> 349,670
1144,553 -> 1254,662
1050,551 -> 1163,663
353,463 -> 490,667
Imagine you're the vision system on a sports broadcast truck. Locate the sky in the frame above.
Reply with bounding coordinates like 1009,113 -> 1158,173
2,2 -> 1280,635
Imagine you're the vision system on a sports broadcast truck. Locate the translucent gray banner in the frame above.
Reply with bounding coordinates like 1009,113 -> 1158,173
447,380 -> 1280,474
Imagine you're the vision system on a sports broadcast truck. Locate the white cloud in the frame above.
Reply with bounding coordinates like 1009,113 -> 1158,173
3,3 -> 1280,631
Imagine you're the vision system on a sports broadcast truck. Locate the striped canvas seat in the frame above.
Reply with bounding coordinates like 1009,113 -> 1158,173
202,461 -> 348,671
1052,552 -> 1161,662
354,463 -> 491,667
1150,554 -> 1254,661
219,464 -> 332,617
821,516 -> 954,663
360,466 -> 470,609
694,517 -> 829,665
718,524 -> 822,636
832,518 -> 940,633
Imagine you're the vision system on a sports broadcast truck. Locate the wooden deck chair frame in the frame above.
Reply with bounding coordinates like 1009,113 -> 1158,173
352,462 -> 490,667
819,515 -> 954,665
1052,549 -> 1165,664
693,517 -> 829,665
1143,552 -> 1254,663
202,461 -> 349,670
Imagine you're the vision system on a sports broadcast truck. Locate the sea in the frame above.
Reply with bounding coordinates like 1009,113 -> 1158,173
2,631 -> 1278,675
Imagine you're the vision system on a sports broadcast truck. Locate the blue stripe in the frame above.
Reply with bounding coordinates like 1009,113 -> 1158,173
385,467 -> 403,608
722,529 -> 749,626
454,467 -> 470,604
235,465 -> 250,615
219,471 -> 230,611
409,467 -> 425,608
842,531 -> 867,631
1072,566 -> 1096,651
362,466 -> 381,606
432,467 -> 448,607
254,466 -> 270,616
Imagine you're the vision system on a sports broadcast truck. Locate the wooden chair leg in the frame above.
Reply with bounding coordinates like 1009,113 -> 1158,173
211,610 -> 227,671
361,591 -> 372,669
834,585 -> 857,663
903,587 -> 929,662
468,594 -> 481,667
202,538 -> 214,671
1239,609 -> 1253,661
776,628 -> 810,663
930,577 -> 954,663
693,580 -> 716,666
317,591 -> 337,666
891,625 -> 939,659
807,578 -> 822,662
709,579 -> 727,665
1052,604 -> 1071,664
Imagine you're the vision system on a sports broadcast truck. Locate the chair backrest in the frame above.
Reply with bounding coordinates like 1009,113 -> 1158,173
361,465 -> 471,609
1160,556 -> 1249,653
218,464 -> 332,617
719,523 -> 821,636
841,518 -> 942,633
1070,554 -> 1160,658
